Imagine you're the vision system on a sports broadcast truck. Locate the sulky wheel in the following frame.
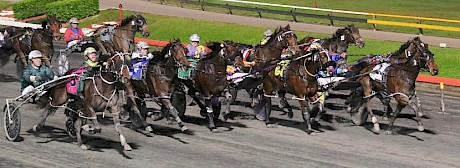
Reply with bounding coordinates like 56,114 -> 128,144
3,103 -> 21,141
57,51 -> 69,76
66,118 -> 77,138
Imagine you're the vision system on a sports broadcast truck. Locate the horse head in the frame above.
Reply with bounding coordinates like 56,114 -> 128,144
166,39 -> 189,68
43,16 -> 63,41
410,37 -> 438,76
107,52 -> 130,84
336,25 -> 364,48
134,15 -> 150,37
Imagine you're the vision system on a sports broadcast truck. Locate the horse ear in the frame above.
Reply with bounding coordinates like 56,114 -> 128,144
285,24 -> 291,30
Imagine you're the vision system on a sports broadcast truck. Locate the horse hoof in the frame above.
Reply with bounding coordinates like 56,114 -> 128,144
373,123 -> 380,131
371,116 -> 378,123
418,125 -> 424,132
382,116 -> 389,121
266,124 -> 277,128
418,112 -> 424,117
223,114 -> 229,122
346,107 -> 351,112
181,126 -> 189,132
211,128 -> 219,133
80,144 -> 90,150
145,126 -> 153,132
124,144 -> 132,151
385,130 -> 396,135
32,125 -> 40,132
288,112 -> 293,119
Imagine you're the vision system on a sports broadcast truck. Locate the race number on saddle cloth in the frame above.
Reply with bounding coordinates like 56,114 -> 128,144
274,60 -> 290,79
369,62 -> 391,86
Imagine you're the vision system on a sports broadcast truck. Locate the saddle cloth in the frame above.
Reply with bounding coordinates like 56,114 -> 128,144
178,58 -> 199,79
66,68 -> 87,95
369,63 -> 391,84
100,26 -> 115,42
129,58 -> 149,80
274,60 -> 290,79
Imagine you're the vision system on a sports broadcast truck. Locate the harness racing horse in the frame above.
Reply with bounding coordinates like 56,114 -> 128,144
32,56 -> 134,150
128,39 -> 190,132
351,37 -> 438,135
43,16 -> 63,41
0,18 -> 60,78
93,15 -> 150,60
190,42 -> 233,132
299,24 -> 364,56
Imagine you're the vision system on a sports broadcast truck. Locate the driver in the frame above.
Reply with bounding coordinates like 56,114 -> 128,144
64,18 -> 84,49
21,50 -> 57,96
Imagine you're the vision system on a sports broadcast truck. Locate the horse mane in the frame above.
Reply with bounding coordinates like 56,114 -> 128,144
393,41 -> 411,56
120,15 -> 137,26
157,39 -> 182,62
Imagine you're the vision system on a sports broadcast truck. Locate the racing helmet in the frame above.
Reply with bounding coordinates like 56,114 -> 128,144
189,34 -> 200,42
28,50 -> 43,59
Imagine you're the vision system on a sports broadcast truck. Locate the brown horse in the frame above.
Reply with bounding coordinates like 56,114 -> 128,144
351,37 -> 438,135
0,18 -> 59,79
298,25 -> 364,56
93,15 -> 150,60
32,55 -> 133,150
128,39 -> 190,132
188,42 -> 232,132
42,16 -> 63,41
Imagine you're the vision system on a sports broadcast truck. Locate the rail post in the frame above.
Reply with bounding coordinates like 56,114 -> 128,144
372,15 -> 377,30
328,13 -> 334,26
226,4 -> 233,15
440,82 -> 445,113
119,4 -> 123,24
291,8 -> 298,22
255,7 -> 262,18
417,20 -> 424,35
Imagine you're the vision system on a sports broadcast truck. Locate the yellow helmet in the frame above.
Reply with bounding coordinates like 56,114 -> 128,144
84,47 -> 97,56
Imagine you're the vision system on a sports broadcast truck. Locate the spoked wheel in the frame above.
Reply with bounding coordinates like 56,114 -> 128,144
3,103 -> 21,141
57,51 -> 69,76
348,88 -> 369,126
65,102 -> 80,138
172,91 -> 186,119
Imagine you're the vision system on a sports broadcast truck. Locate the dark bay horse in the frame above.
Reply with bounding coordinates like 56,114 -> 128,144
93,15 -> 150,60
128,39 -> 190,132
298,25 -> 364,56
32,55 -> 134,150
350,37 -> 438,135
191,42 -> 232,132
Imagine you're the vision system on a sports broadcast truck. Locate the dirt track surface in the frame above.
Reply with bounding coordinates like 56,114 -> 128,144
1,42 -> 460,167
99,0 -> 460,49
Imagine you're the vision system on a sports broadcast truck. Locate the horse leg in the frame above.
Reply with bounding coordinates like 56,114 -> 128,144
312,95 -> 325,123
125,85 -> 152,132
204,97 -> 218,132
264,96 -> 276,128
82,106 -> 101,134
222,91 -> 232,121
414,91 -> 423,117
110,107 -> 132,151
299,100 -> 313,134
361,77 -> 379,133
74,117 -> 89,150
33,89 -> 67,132
160,98 -> 188,132
278,91 -> 293,118
386,95 -> 409,135
379,96 -> 392,121
410,101 -> 424,132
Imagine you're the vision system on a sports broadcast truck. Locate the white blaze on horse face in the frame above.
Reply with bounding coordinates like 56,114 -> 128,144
413,59 -> 417,66
340,35 -> 345,41
132,21 -> 135,25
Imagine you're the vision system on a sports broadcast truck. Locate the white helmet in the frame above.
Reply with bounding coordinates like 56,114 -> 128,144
28,50 -> 43,59
189,34 -> 200,42
69,18 -> 79,24
264,29 -> 272,37
137,41 -> 149,49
